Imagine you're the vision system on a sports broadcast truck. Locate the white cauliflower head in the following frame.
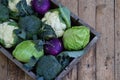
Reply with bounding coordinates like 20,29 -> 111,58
0,20 -> 19,48
42,11 -> 66,37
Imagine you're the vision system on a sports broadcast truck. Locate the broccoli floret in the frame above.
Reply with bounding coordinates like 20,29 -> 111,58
36,55 -> 62,80
17,15 -> 42,39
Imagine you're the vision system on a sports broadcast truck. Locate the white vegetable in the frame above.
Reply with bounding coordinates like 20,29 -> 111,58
26,0 -> 32,6
42,11 -> 66,37
8,0 -> 20,12
0,20 -> 19,48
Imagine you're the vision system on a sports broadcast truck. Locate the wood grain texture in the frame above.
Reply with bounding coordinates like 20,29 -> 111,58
7,61 -> 18,80
0,0 -> 117,80
78,0 -> 96,80
0,53 -> 8,80
25,74 -> 33,80
60,0 -> 78,79
96,0 -> 115,80
115,0 -> 120,80
17,68 -> 25,80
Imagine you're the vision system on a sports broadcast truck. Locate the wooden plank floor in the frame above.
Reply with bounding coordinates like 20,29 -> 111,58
0,0 -> 118,80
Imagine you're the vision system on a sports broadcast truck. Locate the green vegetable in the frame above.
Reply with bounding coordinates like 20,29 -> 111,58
39,24 -> 57,40
63,26 -> 90,50
56,53 -> 70,69
16,0 -> 33,16
8,0 -> 33,17
59,6 -> 71,28
0,20 -> 19,48
56,50 -> 85,69
58,50 -> 85,58
16,15 -> 42,39
36,55 -> 62,80
1,0 -> 8,6
0,4 -> 9,22
13,40 -> 44,63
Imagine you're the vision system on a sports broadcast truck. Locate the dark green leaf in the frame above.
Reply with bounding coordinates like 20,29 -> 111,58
56,55 -> 70,69
39,24 -> 57,40
34,40 -> 45,51
1,0 -> 8,6
59,50 -> 85,58
23,56 -> 38,71
0,4 -> 9,22
56,50 -> 85,69
16,0 -> 33,16
37,77 -> 44,80
59,6 -> 71,28
14,29 -> 26,40
9,11 -> 19,20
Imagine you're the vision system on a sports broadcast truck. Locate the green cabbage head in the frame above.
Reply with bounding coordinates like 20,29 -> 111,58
13,40 -> 44,63
63,26 -> 90,50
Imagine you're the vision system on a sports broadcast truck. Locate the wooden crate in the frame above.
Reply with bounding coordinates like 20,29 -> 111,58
0,0 -> 100,80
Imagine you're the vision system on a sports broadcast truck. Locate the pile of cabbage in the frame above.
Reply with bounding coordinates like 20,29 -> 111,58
0,0 -> 90,80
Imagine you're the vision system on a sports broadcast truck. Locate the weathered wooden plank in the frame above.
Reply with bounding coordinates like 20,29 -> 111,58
7,61 -> 18,80
78,0 -> 96,80
0,52 -> 8,80
115,0 -> 120,80
60,0 -> 78,79
63,65 -> 78,80
96,0 -> 115,80
25,74 -> 33,80
17,69 -> 25,80
78,48 -> 96,80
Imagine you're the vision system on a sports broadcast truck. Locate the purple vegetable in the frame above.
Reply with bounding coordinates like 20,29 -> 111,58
45,38 -> 63,56
31,0 -> 50,15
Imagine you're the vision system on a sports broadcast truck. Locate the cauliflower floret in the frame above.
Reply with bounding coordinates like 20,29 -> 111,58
0,20 -> 19,48
26,0 -> 32,6
42,11 -> 66,37
8,0 -> 21,12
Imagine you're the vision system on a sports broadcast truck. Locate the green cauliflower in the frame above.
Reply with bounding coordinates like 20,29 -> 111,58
0,20 -> 20,48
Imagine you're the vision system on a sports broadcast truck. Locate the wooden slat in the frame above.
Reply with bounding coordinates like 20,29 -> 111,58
59,0 -> 78,80
96,0 -> 115,80
63,65 -> 78,80
78,0 -> 96,80
7,61 -> 18,80
78,48 -> 96,80
0,52 -> 8,80
25,74 -> 33,80
17,69 -> 25,80
115,0 -> 120,80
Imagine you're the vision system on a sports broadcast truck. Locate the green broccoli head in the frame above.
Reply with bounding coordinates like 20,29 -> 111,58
17,15 -> 42,39
36,55 -> 62,80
